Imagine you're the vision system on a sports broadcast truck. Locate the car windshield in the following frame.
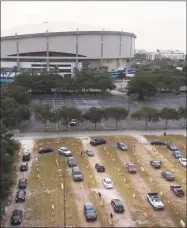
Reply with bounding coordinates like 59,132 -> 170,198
153,161 -> 160,165
153,198 -> 160,202
181,158 -> 187,162
69,158 -> 75,162
175,151 -> 181,155
87,208 -> 95,214
166,172 -> 173,177
106,180 -> 112,184
129,164 -> 135,168
20,179 -> 26,183
74,171 -> 81,175
62,148 -> 68,151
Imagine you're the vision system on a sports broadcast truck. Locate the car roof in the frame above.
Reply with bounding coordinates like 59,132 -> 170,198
19,178 -> 27,181
21,162 -> 27,165
113,199 -> 122,203
18,190 -> 25,194
128,163 -> 135,166
72,167 -> 80,171
60,147 -> 68,149
152,160 -> 160,163
23,152 -> 30,155
165,172 -> 172,175
13,210 -> 22,214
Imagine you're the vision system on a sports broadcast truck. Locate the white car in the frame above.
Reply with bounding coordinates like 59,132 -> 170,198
69,119 -> 77,126
58,147 -> 72,157
102,178 -> 113,189
179,158 -> 187,167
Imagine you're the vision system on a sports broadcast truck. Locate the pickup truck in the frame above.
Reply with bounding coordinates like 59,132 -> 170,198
147,193 -> 164,210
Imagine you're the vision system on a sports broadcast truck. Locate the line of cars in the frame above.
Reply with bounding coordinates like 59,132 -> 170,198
10,152 -> 30,226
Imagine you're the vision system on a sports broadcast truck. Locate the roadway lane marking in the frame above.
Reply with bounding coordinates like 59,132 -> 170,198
101,122 -> 107,130
112,97 -> 124,108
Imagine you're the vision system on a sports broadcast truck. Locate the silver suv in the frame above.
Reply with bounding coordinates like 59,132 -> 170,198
72,167 -> 83,181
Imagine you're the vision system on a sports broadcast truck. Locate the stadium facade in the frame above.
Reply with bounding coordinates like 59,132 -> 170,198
1,30 -> 136,78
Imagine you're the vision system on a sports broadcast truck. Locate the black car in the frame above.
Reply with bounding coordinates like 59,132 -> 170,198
161,171 -> 174,181
18,178 -> 27,189
95,163 -> 105,172
11,210 -> 23,225
166,143 -> 178,151
38,147 -> 54,154
150,140 -> 166,146
20,162 -> 28,172
22,152 -> 31,161
150,160 -> 162,169
90,138 -> 106,146
111,199 -> 125,213
67,157 -> 77,167
84,203 -> 97,221
15,190 -> 26,203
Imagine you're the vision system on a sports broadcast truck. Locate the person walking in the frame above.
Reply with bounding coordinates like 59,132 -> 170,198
98,192 -> 101,198
110,212 -> 113,219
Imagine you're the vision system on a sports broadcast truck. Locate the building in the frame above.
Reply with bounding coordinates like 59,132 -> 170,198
1,29 -> 136,78
157,50 -> 185,60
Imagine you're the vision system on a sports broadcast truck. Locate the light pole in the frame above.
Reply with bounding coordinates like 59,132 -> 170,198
63,157 -> 66,228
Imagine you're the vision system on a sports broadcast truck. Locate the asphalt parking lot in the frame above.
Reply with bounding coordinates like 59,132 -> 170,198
22,93 -> 186,132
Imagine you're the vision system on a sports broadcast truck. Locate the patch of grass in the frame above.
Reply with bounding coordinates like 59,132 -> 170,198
90,136 -> 160,227
26,140 -> 80,227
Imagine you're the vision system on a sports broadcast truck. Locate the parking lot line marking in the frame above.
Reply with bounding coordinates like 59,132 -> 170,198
112,97 -> 124,108
101,122 -> 107,130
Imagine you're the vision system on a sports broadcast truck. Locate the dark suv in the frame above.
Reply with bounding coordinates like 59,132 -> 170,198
72,167 -> 83,181
11,210 -> 23,225
95,163 -> 105,172
38,148 -> 54,154
18,178 -> 27,189
111,199 -> 125,213
67,157 -> 77,167
150,140 -> 166,146
22,152 -> 31,161
90,138 -> 106,146
166,143 -> 178,151
84,203 -> 97,221
20,162 -> 28,172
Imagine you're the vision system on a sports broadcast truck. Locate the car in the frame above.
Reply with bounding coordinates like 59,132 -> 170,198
150,160 -> 162,169
126,164 -> 137,173
166,143 -> 178,151
84,203 -> 97,221
90,138 -> 106,146
111,199 -> 125,213
102,178 -> 113,189
117,142 -> 128,151
85,150 -> 94,156
22,152 -> 31,161
18,178 -> 27,189
38,147 -> 54,154
172,150 -> 183,159
161,171 -> 174,181
58,147 -> 72,157
147,193 -> 164,210
179,158 -> 187,167
67,157 -> 77,167
150,140 -> 166,146
69,119 -> 77,127
95,163 -> 105,172
72,167 -> 83,181
15,190 -> 26,203
11,210 -> 23,225
20,162 -> 28,172
170,185 -> 185,197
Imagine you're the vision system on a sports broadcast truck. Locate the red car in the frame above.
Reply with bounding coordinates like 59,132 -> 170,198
170,185 -> 184,197
126,164 -> 137,173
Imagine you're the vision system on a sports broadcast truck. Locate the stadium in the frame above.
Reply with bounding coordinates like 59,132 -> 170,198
1,23 -> 136,80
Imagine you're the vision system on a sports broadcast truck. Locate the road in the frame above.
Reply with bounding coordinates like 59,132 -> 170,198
14,129 -> 186,140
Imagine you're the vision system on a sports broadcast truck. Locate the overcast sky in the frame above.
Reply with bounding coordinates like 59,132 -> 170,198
1,1 -> 186,52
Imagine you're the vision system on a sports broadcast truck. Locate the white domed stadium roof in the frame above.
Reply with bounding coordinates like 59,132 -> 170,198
1,22 -> 115,37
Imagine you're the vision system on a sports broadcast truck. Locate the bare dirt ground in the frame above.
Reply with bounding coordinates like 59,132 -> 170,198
134,136 -> 186,224
81,137 -> 136,227
3,138 -> 35,228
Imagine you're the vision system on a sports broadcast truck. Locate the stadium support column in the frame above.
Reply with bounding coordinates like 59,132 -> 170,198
76,29 -> 79,69
100,29 -> 104,67
15,33 -> 20,70
117,31 -> 122,69
46,30 -> 49,72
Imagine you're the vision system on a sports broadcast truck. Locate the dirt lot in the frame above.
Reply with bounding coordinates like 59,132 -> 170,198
91,135 -> 186,227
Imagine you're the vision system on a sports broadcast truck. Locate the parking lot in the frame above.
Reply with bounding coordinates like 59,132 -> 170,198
3,134 -> 186,227
23,93 -> 186,133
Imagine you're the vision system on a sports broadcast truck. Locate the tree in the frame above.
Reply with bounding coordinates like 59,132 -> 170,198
159,107 -> 179,132
49,108 -> 63,133
33,104 -> 52,131
117,72 -> 126,80
131,107 -> 160,129
178,107 -> 186,119
83,107 -> 104,129
127,72 -> 158,100
104,107 -> 129,129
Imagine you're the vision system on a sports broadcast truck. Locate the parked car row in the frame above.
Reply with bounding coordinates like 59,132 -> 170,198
11,152 -> 31,225
150,140 -> 186,167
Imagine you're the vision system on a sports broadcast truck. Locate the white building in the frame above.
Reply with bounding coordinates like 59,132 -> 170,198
157,50 -> 185,60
